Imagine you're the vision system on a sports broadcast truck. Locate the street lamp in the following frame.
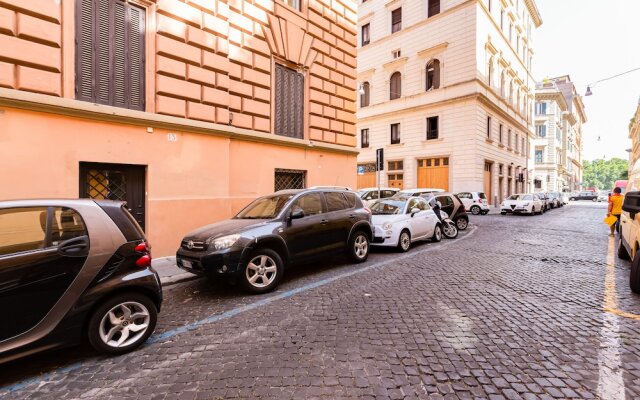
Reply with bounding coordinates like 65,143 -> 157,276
358,84 -> 365,96
584,66 -> 640,96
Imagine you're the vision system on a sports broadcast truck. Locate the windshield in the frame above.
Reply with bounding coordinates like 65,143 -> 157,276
356,190 -> 368,198
507,194 -> 532,201
235,194 -> 293,219
371,200 -> 406,215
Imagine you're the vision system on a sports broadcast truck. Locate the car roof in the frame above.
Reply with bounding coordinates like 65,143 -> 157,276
399,188 -> 445,193
358,187 -> 399,191
0,198 -> 110,208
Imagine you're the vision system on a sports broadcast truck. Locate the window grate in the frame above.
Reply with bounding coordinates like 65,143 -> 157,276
275,169 -> 306,191
85,169 -> 127,201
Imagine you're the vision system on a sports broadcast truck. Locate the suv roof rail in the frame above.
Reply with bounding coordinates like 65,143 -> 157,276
308,186 -> 353,191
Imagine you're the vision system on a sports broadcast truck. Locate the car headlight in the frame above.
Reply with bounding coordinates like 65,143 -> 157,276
382,222 -> 393,230
208,234 -> 241,250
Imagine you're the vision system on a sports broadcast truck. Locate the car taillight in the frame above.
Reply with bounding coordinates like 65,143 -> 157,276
134,242 -> 152,268
461,205 -> 466,212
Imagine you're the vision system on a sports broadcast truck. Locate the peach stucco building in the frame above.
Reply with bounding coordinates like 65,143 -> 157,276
0,0 -> 358,256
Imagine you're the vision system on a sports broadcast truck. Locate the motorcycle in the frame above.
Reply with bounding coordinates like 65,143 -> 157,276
432,201 -> 458,239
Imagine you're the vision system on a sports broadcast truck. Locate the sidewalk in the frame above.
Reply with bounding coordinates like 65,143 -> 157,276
152,257 -> 199,286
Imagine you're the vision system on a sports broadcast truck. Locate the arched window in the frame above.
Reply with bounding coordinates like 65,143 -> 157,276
509,81 -> 513,104
500,71 -> 506,97
390,72 -> 401,100
360,82 -> 370,107
515,87 -> 520,110
426,59 -> 441,91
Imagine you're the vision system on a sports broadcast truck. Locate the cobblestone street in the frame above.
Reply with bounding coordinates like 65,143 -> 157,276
1,202 -> 640,399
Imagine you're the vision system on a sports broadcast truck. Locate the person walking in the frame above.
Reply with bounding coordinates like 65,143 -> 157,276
607,187 -> 624,236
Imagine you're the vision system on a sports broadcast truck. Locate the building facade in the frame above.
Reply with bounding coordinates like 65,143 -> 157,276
356,0 -> 542,205
0,0 -> 358,256
533,76 -> 586,192
629,100 -> 640,167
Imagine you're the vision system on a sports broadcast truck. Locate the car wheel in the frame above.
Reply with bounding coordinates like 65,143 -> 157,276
88,293 -> 157,355
631,249 -> 640,294
442,221 -> 458,239
432,224 -> 442,242
470,205 -> 481,215
500,212 -> 506,215
618,240 -> 631,260
240,249 -> 283,294
455,217 -> 468,230
349,231 -> 370,263
397,230 -> 411,252
592,198 -> 598,202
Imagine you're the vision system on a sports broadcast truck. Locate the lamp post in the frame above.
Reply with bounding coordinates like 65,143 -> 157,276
584,66 -> 640,96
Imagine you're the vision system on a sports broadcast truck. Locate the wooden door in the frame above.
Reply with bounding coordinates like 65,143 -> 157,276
80,162 -> 146,231
357,163 -> 376,189
388,174 -> 404,190
498,177 -> 504,203
484,161 -> 493,204
417,157 -> 449,191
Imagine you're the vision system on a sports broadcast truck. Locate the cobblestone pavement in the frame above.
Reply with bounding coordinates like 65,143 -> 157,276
2,202 -> 640,399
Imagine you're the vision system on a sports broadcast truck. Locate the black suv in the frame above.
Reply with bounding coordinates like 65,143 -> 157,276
176,189 -> 373,293
0,200 -> 162,364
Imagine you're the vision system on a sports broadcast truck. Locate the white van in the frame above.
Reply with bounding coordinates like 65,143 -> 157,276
617,158 -> 640,293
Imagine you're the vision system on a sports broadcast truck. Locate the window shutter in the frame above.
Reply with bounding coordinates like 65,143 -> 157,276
275,64 -> 304,139
392,9 -> 401,25
113,0 -> 127,108
76,0 -> 95,102
95,0 -> 112,105
432,60 -> 440,89
428,0 -> 440,17
128,3 -> 145,110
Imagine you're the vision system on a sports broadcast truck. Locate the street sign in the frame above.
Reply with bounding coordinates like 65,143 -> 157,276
376,148 -> 384,171
357,165 -> 365,175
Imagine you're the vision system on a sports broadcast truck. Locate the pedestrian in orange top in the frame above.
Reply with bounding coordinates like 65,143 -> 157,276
608,187 -> 624,236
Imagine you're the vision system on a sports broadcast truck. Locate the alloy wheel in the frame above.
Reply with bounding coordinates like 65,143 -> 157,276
354,234 -> 369,259
399,231 -> 411,251
246,255 -> 278,288
456,218 -> 468,230
98,301 -> 151,348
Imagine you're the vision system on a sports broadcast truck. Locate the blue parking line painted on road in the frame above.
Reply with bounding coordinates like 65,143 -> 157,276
0,226 -> 476,394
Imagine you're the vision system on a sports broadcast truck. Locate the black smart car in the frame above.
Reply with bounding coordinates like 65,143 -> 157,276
0,200 -> 162,364
424,193 -> 470,231
176,189 -> 373,293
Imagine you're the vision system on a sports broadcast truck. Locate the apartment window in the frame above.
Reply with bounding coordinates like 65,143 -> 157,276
392,49 -> 401,58
76,0 -> 146,111
522,137 -> 526,154
390,72 -> 401,100
361,23 -> 370,46
391,8 -> 402,33
274,64 -> 304,139
360,82 -> 370,107
507,129 -> 512,149
516,35 -> 520,53
427,116 -> 439,140
488,0 -> 492,12
556,127 -> 561,140
500,9 -> 504,30
487,116 -> 492,139
391,123 -> 401,144
360,129 -> 370,148
388,160 -> 403,170
536,124 -> 546,137
535,150 -> 543,163
426,59 -> 441,90
488,58 -> 493,86
284,0 -> 301,11
275,169 -> 306,191
428,0 -> 440,17
535,102 -> 547,115
515,133 -> 519,152
499,123 -> 503,143
500,72 -> 506,97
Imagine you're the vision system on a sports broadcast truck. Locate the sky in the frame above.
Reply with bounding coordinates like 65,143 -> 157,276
534,0 -> 640,162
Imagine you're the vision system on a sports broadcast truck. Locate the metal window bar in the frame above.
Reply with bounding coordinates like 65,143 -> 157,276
274,169 -> 306,191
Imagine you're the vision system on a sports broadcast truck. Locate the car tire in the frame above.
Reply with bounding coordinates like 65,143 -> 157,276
397,230 -> 411,252
349,231 -> 370,263
501,212 -> 507,215
592,198 -> 598,202
618,240 -> 631,260
470,205 -> 481,215
432,224 -> 442,242
455,217 -> 468,230
240,248 -> 284,294
631,249 -> 640,294
88,293 -> 158,355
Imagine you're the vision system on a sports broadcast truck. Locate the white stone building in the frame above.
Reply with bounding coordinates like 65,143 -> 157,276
533,76 -> 587,192
356,0 -> 542,205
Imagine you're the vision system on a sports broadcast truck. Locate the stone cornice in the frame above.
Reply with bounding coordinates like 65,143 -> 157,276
0,89 -> 359,155
417,42 -> 449,58
524,0 -> 543,27
382,57 -> 409,70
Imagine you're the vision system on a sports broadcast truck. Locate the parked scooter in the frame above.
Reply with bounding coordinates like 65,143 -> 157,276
431,200 -> 458,239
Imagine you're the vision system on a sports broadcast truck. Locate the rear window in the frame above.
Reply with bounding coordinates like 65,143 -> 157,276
96,201 -> 145,242
478,192 -> 487,199
324,192 -> 349,212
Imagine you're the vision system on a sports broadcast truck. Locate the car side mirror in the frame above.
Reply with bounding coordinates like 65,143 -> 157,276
290,208 -> 305,220
623,191 -> 640,219
365,196 -> 372,200
411,207 -> 421,216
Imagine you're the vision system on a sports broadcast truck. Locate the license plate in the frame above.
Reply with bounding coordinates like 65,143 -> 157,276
181,260 -> 192,269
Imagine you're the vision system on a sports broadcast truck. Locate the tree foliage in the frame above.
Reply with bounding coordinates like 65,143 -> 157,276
582,158 -> 629,191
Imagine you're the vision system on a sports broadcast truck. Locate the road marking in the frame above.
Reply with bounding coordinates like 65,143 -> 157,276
0,226 -> 477,394
597,237 -> 625,400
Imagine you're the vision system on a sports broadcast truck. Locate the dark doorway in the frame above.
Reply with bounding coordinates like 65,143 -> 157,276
79,162 -> 146,230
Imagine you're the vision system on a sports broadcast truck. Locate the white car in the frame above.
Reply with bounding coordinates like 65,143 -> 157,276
397,188 -> 445,197
500,194 -> 544,215
597,192 -> 610,202
357,187 -> 399,207
456,191 -> 490,215
370,196 -> 442,252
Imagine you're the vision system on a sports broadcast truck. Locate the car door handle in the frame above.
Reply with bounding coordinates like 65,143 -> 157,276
57,235 -> 89,257
349,214 -> 356,219
321,219 -> 329,225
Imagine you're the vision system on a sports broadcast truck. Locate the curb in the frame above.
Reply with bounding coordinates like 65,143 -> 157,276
160,272 -> 200,286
